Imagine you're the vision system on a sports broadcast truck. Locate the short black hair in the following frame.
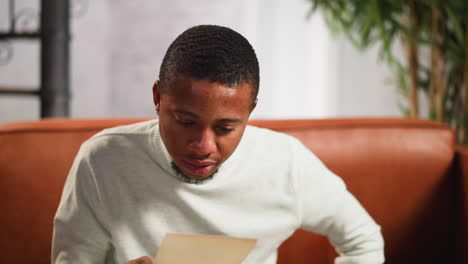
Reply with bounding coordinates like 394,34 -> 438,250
159,25 -> 259,101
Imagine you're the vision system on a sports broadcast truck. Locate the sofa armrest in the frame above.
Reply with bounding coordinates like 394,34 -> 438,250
455,146 -> 468,264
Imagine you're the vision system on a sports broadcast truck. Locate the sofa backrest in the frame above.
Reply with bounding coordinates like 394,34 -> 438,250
249,119 -> 456,264
0,118 -> 456,264
0,119 -> 144,264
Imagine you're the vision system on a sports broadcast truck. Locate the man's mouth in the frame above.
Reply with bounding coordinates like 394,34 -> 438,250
181,159 -> 217,177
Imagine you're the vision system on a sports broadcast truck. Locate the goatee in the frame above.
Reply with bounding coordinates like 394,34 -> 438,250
171,161 -> 219,184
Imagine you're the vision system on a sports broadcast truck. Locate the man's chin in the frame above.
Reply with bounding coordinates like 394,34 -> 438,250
184,171 -> 213,180
182,163 -> 221,179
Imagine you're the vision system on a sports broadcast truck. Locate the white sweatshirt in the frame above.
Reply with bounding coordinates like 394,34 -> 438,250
52,120 -> 384,264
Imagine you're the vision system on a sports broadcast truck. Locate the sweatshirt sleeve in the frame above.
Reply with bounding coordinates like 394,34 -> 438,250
52,142 -> 112,264
291,138 -> 385,264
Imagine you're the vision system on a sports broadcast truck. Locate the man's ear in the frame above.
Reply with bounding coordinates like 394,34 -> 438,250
250,98 -> 258,113
152,81 -> 161,113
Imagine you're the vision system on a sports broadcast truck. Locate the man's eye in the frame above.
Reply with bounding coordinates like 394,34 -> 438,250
177,120 -> 195,127
217,126 -> 234,132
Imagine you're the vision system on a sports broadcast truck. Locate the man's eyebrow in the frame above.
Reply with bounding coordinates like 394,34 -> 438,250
174,109 -> 245,123
218,118 -> 244,123
174,109 -> 199,118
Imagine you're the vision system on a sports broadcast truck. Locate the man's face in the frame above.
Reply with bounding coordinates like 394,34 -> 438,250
153,77 -> 256,180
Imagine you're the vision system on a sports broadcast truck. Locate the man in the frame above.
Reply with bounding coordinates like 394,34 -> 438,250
52,25 -> 384,264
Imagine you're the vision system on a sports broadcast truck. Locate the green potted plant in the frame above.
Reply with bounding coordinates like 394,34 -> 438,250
306,0 -> 468,143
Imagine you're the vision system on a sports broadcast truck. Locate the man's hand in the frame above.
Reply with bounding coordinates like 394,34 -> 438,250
124,256 -> 154,264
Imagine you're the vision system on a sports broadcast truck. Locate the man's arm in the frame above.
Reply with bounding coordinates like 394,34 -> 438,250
52,143 -> 112,263
291,138 -> 385,263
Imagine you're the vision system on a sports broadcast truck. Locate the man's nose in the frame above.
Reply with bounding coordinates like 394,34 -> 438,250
188,129 -> 217,155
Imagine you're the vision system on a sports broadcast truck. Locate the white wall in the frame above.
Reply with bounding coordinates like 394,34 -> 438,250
0,0 -> 403,124
0,0 -> 40,123
336,40 -> 401,117
252,0 -> 339,119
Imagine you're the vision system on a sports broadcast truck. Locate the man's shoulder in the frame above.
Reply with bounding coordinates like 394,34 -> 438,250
80,119 -> 158,155
245,124 -> 297,142
93,119 -> 157,138
244,124 -> 300,151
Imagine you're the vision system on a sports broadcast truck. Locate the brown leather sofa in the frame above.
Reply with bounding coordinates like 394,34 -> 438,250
0,118 -> 466,264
